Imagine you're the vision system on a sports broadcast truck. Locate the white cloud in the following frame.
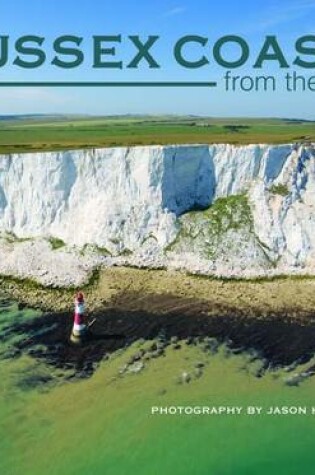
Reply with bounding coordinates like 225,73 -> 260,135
164,6 -> 186,17
0,88 -> 74,114
253,1 -> 315,30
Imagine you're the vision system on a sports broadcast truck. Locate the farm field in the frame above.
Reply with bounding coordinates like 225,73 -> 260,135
0,115 -> 314,153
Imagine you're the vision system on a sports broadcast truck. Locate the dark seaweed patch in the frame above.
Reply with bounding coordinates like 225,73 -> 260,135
2,293 -> 315,380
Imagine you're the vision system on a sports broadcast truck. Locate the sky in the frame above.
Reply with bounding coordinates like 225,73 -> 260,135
0,0 -> 315,118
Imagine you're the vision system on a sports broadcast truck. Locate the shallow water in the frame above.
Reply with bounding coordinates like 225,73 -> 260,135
1,297 -> 315,475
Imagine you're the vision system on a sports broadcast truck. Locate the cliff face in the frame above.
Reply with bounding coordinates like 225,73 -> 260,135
0,143 -> 314,284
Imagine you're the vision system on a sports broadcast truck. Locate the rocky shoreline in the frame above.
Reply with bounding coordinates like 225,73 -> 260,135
2,287 -> 315,388
1,266 -> 315,317
1,266 -> 315,392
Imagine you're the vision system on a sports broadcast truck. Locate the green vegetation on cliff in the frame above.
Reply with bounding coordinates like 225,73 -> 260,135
166,194 -> 254,259
269,183 -> 290,196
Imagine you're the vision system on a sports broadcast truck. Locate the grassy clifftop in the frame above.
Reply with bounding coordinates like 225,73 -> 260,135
0,115 -> 314,153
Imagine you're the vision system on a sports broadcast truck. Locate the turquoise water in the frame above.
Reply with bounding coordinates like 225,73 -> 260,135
1,298 -> 315,475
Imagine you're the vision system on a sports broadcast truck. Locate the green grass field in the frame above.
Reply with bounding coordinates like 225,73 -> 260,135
0,115 -> 314,153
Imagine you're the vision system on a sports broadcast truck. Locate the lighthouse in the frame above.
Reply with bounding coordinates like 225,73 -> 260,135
70,291 -> 87,344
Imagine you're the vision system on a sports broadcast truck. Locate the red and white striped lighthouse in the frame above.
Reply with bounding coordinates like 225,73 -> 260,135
71,291 -> 87,342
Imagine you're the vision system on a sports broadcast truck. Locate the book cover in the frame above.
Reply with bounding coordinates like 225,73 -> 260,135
0,1 -> 315,474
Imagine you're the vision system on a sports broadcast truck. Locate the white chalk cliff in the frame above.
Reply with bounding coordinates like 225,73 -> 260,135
0,144 -> 314,286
